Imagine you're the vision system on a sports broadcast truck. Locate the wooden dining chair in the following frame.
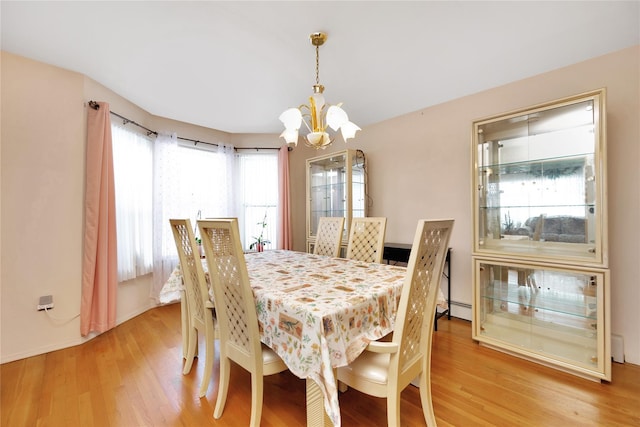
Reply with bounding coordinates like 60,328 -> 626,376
313,216 -> 345,257
346,217 -> 387,263
197,218 -> 288,427
337,219 -> 454,427
169,219 -> 218,398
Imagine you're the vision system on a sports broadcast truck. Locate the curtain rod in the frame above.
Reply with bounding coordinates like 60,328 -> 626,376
87,100 -> 285,151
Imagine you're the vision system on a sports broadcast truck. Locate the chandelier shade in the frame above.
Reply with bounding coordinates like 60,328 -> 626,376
279,32 -> 360,149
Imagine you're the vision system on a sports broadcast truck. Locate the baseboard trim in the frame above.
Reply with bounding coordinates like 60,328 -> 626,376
1,302 -> 157,364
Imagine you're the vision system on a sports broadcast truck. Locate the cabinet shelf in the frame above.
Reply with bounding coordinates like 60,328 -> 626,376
478,153 -> 593,175
310,183 -> 346,191
479,203 -> 593,210
311,181 -> 365,189
481,285 -> 597,321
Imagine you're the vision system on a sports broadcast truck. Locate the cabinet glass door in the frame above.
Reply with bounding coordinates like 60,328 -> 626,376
309,153 -> 347,237
473,91 -> 606,265
351,153 -> 366,220
475,259 -> 608,378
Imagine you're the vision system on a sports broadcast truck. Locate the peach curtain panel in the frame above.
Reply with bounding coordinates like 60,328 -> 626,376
277,147 -> 292,249
81,101 -> 118,336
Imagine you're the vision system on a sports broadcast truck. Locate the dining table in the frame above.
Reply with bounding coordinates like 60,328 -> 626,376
160,249 -> 446,427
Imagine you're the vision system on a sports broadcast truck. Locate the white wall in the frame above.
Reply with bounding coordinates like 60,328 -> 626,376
286,46 -> 640,365
2,46 -> 638,366
0,54 -> 164,362
0,52 -> 250,363
1,53 -> 88,360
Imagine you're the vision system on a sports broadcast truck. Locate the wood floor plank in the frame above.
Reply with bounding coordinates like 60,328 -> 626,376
1,355 -> 43,426
2,302 -> 639,427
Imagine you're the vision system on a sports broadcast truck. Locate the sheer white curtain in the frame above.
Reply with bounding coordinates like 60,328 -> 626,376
112,124 -> 153,282
178,143 -> 236,226
151,136 -> 236,301
237,151 -> 278,249
152,132 -> 181,301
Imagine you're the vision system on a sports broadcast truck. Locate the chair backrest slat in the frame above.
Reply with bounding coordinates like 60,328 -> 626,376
313,216 -> 345,257
346,217 -> 387,263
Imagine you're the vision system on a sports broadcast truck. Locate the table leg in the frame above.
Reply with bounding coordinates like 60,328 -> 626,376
306,378 -> 334,427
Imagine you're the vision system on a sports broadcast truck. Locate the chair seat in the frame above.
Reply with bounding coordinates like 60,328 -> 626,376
262,344 -> 287,374
340,351 -> 390,386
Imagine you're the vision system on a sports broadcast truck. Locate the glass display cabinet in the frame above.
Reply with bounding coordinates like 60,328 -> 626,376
306,149 -> 366,253
471,90 -> 610,381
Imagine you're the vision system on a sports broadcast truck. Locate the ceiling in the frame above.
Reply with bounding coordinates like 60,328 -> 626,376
2,1 -> 638,135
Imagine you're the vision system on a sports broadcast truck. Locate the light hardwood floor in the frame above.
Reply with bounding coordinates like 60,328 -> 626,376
2,303 -> 639,426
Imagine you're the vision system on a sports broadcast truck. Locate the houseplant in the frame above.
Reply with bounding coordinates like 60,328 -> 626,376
249,212 -> 270,252
195,236 -> 204,258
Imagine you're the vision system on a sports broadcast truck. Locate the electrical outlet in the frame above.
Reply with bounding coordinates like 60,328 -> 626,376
37,295 -> 54,311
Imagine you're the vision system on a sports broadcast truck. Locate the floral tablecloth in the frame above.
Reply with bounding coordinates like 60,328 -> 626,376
159,250 -> 445,426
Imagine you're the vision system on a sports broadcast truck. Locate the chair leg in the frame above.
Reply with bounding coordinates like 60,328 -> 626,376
419,375 -> 437,427
249,372 -> 264,427
199,337 -> 214,397
181,293 -> 189,359
182,326 -> 198,375
387,388 -> 402,427
213,355 -> 230,419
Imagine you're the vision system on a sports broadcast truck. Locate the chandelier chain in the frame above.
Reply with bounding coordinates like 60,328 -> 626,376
315,43 -> 320,85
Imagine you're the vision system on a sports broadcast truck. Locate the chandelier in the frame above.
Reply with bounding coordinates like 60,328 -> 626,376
279,32 -> 360,149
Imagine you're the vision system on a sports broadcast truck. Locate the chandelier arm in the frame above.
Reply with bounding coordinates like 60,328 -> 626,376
299,105 -> 313,132
301,118 -> 313,133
